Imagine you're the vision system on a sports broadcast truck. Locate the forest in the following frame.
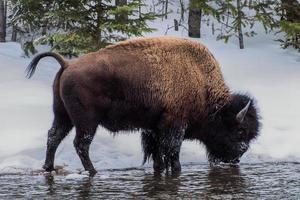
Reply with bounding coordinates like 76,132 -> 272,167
0,0 -> 299,56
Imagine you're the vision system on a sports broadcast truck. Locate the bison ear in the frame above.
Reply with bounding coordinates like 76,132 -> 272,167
236,101 -> 251,123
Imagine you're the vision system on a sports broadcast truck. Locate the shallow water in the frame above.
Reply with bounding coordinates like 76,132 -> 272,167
0,162 -> 299,199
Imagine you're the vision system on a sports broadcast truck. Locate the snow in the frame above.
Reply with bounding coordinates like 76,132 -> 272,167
0,17 -> 300,174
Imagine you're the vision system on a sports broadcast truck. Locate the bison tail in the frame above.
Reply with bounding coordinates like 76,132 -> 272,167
26,52 -> 67,79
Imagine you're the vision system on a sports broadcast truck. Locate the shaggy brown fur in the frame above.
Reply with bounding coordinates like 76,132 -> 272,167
26,37 -> 260,175
104,37 -> 230,120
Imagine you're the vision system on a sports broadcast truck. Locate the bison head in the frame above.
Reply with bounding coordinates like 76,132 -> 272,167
203,94 -> 260,164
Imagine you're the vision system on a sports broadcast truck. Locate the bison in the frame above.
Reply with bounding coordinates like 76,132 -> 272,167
26,37 -> 260,175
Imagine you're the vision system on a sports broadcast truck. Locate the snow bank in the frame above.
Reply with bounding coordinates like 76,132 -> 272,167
0,20 -> 299,174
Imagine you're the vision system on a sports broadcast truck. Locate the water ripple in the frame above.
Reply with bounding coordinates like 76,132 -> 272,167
0,162 -> 299,199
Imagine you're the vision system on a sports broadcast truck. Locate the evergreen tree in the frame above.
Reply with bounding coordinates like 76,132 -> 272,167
10,0 -> 157,56
276,0 -> 300,51
187,0 -> 276,48
115,0 -> 128,22
213,0 -> 276,49
8,0 -> 53,54
279,21 -> 300,50
0,0 -> 6,42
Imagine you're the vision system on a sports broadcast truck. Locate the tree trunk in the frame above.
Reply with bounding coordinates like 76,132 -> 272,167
42,25 -> 47,35
138,0 -> 141,18
174,19 -> 179,31
179,0 -> 185,22
161,1 -> 164,20
188,0 -> 201,38
95,0 -> 103,48
115,0 -> 128,22
281,0 -> 300,22
3,0 -> 6,39
237,0 -> 244,49
11,25 -> 17,42
0,0 -> 5,42
165,0 -> 168,19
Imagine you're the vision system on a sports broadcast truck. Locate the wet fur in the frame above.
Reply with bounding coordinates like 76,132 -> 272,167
142,94 -> 260,164
27,37 -> 260,174
197,94 -> 260,163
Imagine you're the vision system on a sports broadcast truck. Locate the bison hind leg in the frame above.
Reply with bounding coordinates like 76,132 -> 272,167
44,101 -> 73,172
44,121 -> 73,172
73,125 -> 98,176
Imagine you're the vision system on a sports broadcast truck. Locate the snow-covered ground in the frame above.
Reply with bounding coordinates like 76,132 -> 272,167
0,17 -> 299,174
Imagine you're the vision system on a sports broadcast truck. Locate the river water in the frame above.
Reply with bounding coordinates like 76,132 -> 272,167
0,162 -> 299,199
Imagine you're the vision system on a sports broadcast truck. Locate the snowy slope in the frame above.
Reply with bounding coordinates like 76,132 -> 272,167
0,18 -> 299,174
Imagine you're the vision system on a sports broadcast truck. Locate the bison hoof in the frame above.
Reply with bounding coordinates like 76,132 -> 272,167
88,169 -> 97,176
43,164 -> 54,172
171,162 -> 181,175
153,162 -> 165,175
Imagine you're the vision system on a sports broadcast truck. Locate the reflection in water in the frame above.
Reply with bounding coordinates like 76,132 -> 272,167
1,163 -> 299,199
206,165 -> 248,198
142,174 -> 181,198
43,173 -> 95,199
77,177 -> 94,199
44,174 -> 56,195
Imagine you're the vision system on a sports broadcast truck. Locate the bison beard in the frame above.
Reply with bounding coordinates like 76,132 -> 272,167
142,93 -> 260,166
26,37 -> 260,176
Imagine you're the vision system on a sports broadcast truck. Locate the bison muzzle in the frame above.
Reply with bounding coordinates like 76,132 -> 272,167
26,37 -> 260,176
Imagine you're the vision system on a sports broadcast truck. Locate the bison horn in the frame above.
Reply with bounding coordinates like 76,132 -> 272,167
236,101 -> 251,123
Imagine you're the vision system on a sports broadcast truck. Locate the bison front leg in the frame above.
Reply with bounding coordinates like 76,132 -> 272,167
148,124 -> 185,175
73,127 -> 97,176
161,126 -> 185,175
44,82 -> 74,172
170,150 -> 181,175
44,119 -> 73,172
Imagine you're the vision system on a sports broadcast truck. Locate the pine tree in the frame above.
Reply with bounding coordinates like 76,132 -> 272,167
115,0 -> 128,22
10,0 -> 158,56
0,0 -> 6,42
276,0 -> 300,51
9,1 -> 52,38
210,0 -> 276,48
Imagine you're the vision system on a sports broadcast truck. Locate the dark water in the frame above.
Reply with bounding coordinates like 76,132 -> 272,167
0,162 -> 299,199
